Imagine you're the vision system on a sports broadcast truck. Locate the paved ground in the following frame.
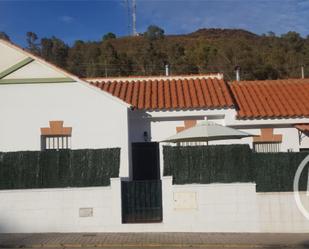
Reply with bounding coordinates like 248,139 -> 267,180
0,233 -> 309,248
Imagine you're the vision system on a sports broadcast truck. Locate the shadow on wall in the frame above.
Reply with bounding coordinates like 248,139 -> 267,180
302,241 -> 309,248
0,222 -> 11,234
0,228 -> 30,248
128,111 -> 152,179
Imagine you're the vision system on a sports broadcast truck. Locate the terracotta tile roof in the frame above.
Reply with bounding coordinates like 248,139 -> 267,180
86,73 -> 224,82
229,79 -> 309,119
295,124 -> 309,133
88,77 -> 234,110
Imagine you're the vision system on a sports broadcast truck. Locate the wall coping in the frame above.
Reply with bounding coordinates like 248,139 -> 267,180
0,185 -> 112,193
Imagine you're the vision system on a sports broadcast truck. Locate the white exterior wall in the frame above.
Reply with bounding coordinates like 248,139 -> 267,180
3,61 -> 66,79
229,117 -> 309,152
0,179 -> 122,233
162,178 -> 260,232
128,109 -> 234,177
300,133 -> 309,150
0,42 -> 28,71
219,127 -> 302,152
0,83 -> 130,177
129,109 -> 309,153
1,177 -> 309,233
257,192 -> 309,232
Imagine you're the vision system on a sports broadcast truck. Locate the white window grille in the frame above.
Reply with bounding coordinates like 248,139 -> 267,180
41,135 -> 71,150
253,142 -> 281,153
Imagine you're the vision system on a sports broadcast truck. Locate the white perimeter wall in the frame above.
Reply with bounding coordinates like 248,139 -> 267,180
0,83 -> 130,177
257,192 -> 309,232
1,177 -> 309,233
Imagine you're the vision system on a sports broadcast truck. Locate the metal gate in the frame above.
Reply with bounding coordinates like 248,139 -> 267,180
121,180 -> 163,223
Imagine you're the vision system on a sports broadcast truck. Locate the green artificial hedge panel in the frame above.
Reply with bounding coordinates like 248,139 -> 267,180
252,153 -> 308,192
163,145 -> 309,192
164,145 -> 252,184
0,148 -> 120,190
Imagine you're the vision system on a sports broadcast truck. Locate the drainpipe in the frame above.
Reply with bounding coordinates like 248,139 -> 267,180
235,65 -> 241,81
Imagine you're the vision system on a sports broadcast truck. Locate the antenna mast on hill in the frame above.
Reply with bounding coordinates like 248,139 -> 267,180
132,0 -> 137,36
124,0 -> 137,36
125,0 -> 131,35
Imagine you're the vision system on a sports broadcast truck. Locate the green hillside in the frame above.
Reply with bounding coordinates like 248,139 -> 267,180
3,27 -> 308,80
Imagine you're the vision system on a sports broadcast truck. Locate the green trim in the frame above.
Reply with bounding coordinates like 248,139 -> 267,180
0,77 -> 75,84
0,57 -> 34,79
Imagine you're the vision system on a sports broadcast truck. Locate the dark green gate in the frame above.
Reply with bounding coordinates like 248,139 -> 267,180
121,180 -> 163,223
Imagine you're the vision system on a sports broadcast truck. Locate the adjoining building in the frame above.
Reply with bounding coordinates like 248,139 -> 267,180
1,38 -> 309,233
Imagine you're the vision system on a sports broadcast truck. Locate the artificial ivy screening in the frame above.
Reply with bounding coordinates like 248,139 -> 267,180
163,144 -> 309,192
0,148 -> 120,190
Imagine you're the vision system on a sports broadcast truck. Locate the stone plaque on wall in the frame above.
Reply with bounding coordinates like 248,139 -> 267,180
173,192 -> 198,210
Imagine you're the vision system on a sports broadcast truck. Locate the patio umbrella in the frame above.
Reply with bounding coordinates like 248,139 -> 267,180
161,121 -> 253,143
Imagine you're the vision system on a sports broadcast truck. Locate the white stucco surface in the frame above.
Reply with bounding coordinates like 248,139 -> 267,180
3,61 -> 65,79
1,178 -> 308,233
129,109 -> 309,153
0,179 -> 122,233
0,42 -> 28,71
257,192 -> 309,232
0,83 -> 130,177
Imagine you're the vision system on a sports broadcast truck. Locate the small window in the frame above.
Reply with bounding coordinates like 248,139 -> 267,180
41,135 -> 71,150
253,142 -> 281,153
40,121 -> 72,151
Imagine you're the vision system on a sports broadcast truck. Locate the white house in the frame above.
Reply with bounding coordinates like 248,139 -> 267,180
87,76 -> 309,158
0,39 -> 131,177
1,38 -> 309,233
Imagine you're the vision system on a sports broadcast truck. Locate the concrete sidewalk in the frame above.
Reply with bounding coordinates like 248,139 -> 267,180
0,233 -> 309,248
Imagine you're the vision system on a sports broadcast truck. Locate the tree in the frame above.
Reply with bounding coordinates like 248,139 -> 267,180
102,32 -> 116,41
188,42 -> 218,73
281,31 -> 304,52
26,32 -> 40,54
144,25 -> 165,41
40,36 -> 69,67
167,43 -> 197,74
20,28 -> 309,79
0,32 -> 10,41
67,40 -> 86,77
267,31 -> 276,37
99,41 -> 122,76
253,64 -> 279,80
84,43 -> 101,77
140,41 -> 167,75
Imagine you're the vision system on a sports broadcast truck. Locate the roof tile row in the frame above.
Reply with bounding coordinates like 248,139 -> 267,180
89,78 -> 234,110
229,79 -> 309,119
88,77 -> 309,120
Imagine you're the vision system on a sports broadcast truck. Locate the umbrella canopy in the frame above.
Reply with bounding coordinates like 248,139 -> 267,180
162,121 -> 253,143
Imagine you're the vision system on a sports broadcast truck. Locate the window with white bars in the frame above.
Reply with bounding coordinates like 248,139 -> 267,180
253,142 -> 281,153
41,135 -> 71,150
178,142 -> 209,146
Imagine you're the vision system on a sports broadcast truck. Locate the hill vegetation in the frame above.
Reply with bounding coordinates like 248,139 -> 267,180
1,26 -> 309,81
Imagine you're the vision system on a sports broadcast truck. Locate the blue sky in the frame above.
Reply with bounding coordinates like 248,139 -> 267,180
0,0 -> 308,47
